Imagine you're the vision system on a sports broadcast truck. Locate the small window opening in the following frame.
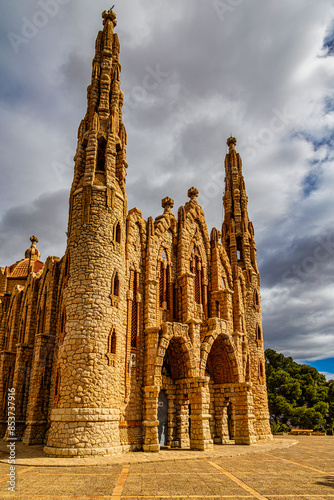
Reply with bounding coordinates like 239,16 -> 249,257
97,137 -> 107,172
237,237 -> 242,261
109,329 -> 116,354
115,222 -> 121,243
131,271 -> 138,348
113,272 -> 120,296
254,290 -> 259,307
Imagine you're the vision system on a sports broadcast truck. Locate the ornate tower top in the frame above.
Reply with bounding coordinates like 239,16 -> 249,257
102,8 -> 117,26
222,137 -> 249,237
222,137 -> 257,271
69,7 -> 128,218
25,235 -> 41,261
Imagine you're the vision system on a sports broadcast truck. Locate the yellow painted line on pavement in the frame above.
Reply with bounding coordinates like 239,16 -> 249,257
111,463 -> 130,499
0,466 -> 35,482
264,453 -> 334,476
207,459 -> 268,500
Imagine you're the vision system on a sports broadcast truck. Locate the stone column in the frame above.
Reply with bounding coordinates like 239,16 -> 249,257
142,385 -> 160,452
189,377 -> 213,451
233,382 -> 257,445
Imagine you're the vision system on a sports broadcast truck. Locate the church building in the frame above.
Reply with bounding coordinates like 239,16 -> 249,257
0,9 -> 272,457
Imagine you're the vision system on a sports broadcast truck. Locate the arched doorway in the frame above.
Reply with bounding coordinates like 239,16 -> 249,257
204,334 -> 238,444
161,337 -> 192,448
158,390 -> 168,446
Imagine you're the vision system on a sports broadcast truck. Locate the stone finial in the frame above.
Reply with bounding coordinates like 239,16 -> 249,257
102,8 -> 117,26
187,187 -> 199,201
25,236 -> 41,261
227,136 -> 237,151
161,197 -> 174,214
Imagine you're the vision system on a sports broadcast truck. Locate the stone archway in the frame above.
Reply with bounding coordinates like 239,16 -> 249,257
157,323 -> 195,449
199,321 -> 256,445
143,322 -> 212,451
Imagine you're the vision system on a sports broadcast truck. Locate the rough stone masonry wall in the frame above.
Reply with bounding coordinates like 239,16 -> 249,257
46,186 -> 125,456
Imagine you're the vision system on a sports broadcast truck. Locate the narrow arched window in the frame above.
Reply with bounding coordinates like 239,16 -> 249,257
237,236 -> 242,261
38,292 -> 47,334
159,249 -> 170,310
113,272 -> 120,296
259,361 -> 265,383
254,290 -> 259,308
60,310 -> 66,345
131,271 -> 138,348
256,324 -> 262,342
19,304 -> 28,343
97,136 -> 107,172
109,329 -> 116,354
159,261 -> 165,308
191,246 -> 202,305
115,222 -> 121,243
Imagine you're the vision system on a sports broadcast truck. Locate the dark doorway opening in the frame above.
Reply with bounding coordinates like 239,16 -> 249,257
158,389 -> 168,446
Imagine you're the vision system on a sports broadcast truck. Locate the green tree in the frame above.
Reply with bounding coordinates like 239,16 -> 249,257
265,349 -> 333,432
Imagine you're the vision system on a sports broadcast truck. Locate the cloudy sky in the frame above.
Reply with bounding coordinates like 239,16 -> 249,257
1,0 -> 333,378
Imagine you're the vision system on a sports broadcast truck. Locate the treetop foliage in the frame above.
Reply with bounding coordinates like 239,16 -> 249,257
265,348 -> 334,432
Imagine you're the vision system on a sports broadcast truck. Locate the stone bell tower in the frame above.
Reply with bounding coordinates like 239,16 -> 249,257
222,137 -> 271,440
45,8 -> 128,457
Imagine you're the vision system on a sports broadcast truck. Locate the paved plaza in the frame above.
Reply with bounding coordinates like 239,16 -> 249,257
0,435 -> 333,499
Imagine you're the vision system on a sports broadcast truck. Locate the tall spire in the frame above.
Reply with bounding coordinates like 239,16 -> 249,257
71,8 -> 127,200
222,137 -> 258,272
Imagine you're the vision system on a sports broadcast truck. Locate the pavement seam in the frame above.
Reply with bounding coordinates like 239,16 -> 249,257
263,453 -> 334,476
206,459 -> 269,500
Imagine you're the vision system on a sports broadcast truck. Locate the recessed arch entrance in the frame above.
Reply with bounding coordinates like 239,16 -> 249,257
201,326 -> 256,445
143,322 -> 213,451
200,329 -> 240,444
158,327 -> 195,449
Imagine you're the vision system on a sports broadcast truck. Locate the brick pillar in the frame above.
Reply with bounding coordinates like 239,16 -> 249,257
189,377 -> 213,451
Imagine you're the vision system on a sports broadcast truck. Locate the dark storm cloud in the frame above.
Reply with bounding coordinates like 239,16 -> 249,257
0,190 -> 69,264
259,230 -> 334,288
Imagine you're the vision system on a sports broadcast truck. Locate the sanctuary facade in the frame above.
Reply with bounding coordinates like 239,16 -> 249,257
0,9 -> 272,457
